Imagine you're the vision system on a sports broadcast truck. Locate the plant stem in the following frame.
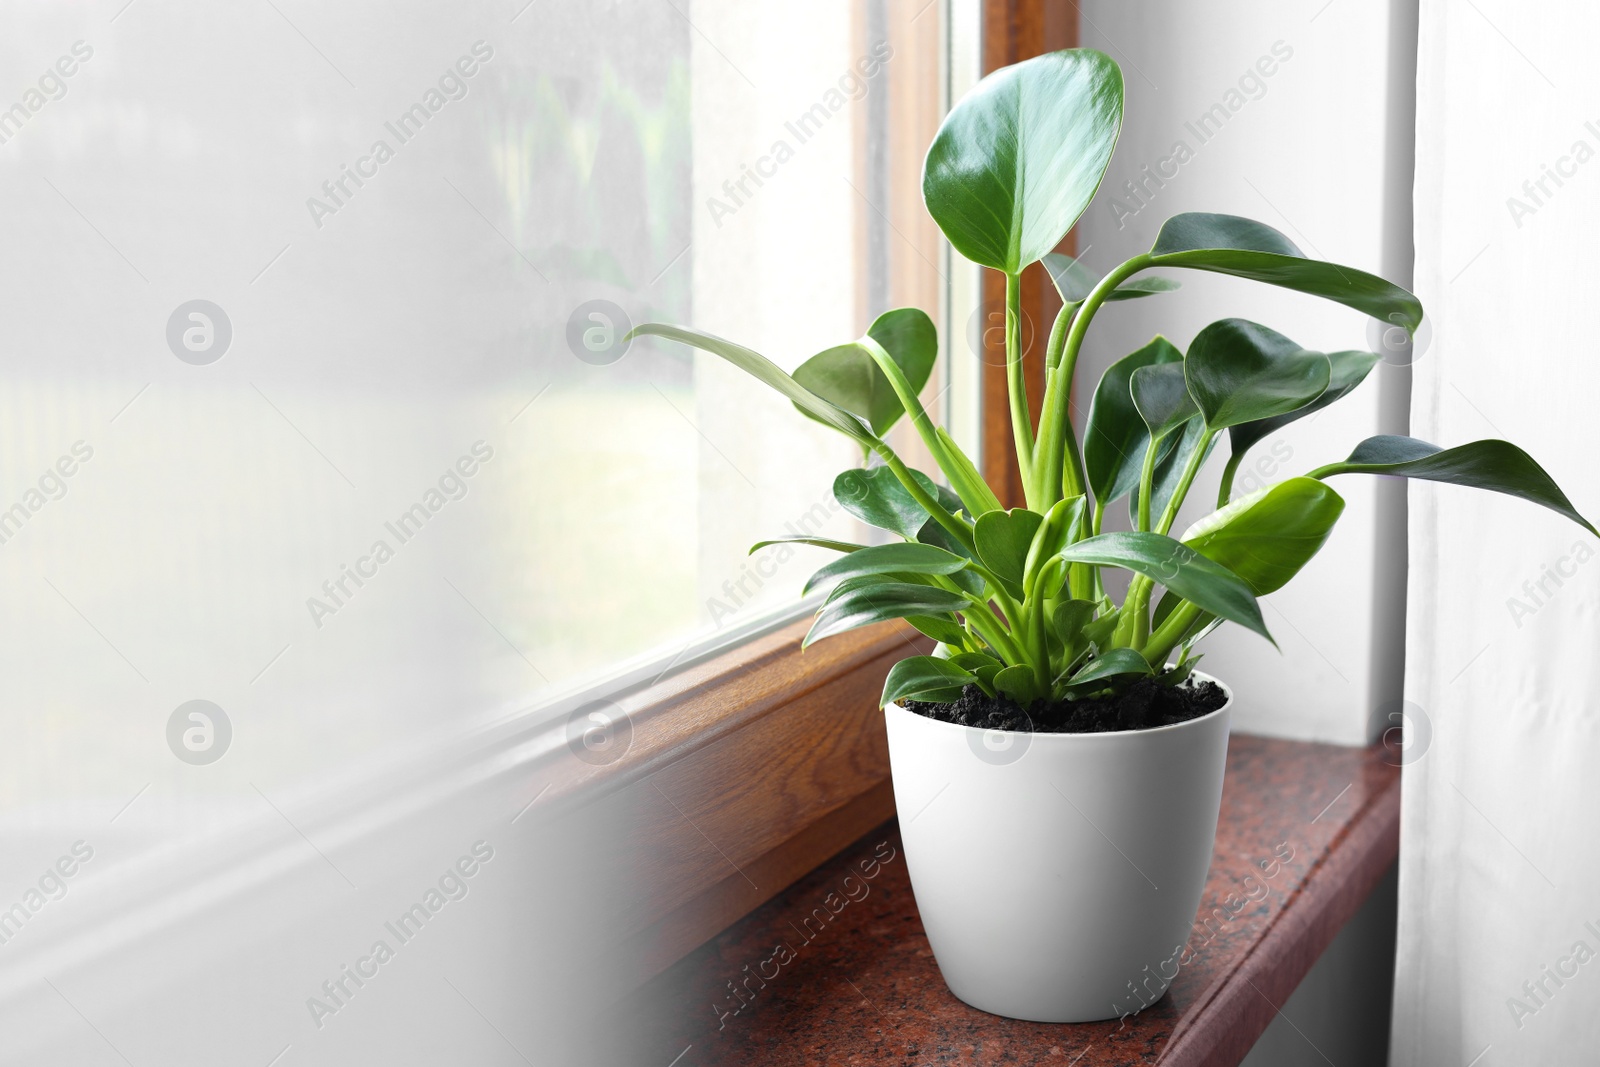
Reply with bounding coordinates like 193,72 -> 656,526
1217,451 -> 1243,508
1033,253 -> 1153,514
872,443 -> 975,553
1136,434 -> 1160,532
1005,271 -> 1035,504
1143,600 -> 1206,667
1155,429 -> 1216,537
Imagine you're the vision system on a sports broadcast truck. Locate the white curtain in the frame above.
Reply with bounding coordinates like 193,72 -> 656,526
1394,1 -> 1600,1062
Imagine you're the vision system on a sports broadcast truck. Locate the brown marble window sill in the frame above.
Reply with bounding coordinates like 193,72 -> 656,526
625,734 -> 1401,1066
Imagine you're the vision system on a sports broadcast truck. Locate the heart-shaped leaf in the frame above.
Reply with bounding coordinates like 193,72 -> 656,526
629,323 -> 875,444
1058,531 -> 1274,644
992,663 -> 1043,705
1185,319 -> 1332,433
803,542 -> 971,595
1178,477 -> 1347,594
833,466 -> 962,540
805,581 -> 971,647
923,49 -> 1123,273
882,656 -> 977,706
1229,349 -> 1380,457
792,308 -> 937,437
974,508 -> 1045,592
1085,336 -> 1184,505
1312,436 -> 1596,534
1149,213 -> 1424,331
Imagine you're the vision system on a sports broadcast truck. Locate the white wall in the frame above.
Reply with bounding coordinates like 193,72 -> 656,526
1078,0 -> 1416,744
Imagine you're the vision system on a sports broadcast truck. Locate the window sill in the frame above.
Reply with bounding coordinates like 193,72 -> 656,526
622,734 -> 1401,1066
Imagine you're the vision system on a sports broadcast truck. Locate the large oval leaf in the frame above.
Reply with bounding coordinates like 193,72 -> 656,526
1312,436 -> 1596,535
792,308 -> 937,437
1185,319 -> 1331,433
833,466 -> 963,540
1178,477 -> 1346,595
1149,213 -> 1424,331
923,49 -> 1123,273
1085,336 -> 1183,504
629,323 -> 874,444
1058,531 -> 1274,643
1229,349 -> 1380,457
802,542 -> 971,595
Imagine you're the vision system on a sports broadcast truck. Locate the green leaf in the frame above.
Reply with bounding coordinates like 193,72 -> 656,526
923,49 -> 1123,274
806,582 -> 972,647
1043,252 -> 1179,304
1058,531 -> 1275,644
1131,361 -> 1199,441
974,508 -> 1045,592
1066,647 -> 1152,691
1229,349 -> 1380,457
629,323 -> 875,444
916,518 -> 985,596
792,309 -> 938,437
1085,336 -> 1185,505
905,614 -> 971,647
882,656 -> 978,706
802,542 -> 971,595
1148,213 -> 1424,331
1185,319 -> 1332,433
1178,477 -> 1347,595
992,664 -> 1042,705
750,537 -> 866,555
833,466 -> 961,540
1051,598 -> 1099,666
950,651 -> 1003,673
1312,436 -> 1597,535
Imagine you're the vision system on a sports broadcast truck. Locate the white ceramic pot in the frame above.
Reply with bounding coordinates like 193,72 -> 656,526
884,674 -> 1232,1023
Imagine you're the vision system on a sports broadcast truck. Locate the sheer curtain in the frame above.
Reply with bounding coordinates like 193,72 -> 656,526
1394,1 -> 1600,1061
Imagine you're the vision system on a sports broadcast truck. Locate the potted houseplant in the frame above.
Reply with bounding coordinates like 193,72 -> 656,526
630,49 -> 1592,1023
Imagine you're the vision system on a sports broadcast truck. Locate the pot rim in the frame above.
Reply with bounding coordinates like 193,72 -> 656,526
885,669 -> 1232,742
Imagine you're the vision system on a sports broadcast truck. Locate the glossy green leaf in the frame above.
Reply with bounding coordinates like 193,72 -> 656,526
905,614 -> 970,647
1131,361 -> 1199,441
1185,319 -> 1331,433
1229,349 -> 1380,457
805,582 -> 971,647
1178,477 -> 1347,595
750,536 -> 865,555
1148,213 -> 1424,331
1066,647 -> 1152,690
1085,336 -> 1184,504
882,656 -> 978,706
950,651 -> 1003,673
833,466 -> 961,540
1312,436 -> 1597,535
629,323 -> 874,444
974,508 -> 1045,592
792,309 -> 938,437
1043,252 -> 1179,304
802,542 -> 972,595
923,49 -> 1123,273
1058,532 -> 1274,643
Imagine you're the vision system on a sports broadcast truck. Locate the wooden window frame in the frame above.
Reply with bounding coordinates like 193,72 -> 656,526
551,0 -> 1073,988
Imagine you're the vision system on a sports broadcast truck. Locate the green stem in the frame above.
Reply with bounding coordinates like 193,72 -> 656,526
1029,581 -> 1051,692
1217,451 -> 1244,509
1155,429 -> 1216,537
1136,434 -> 1160,532
1004,271 -> 1035,504
873,443 -> 975,553
1034,253 -> 1154,514
961,594 -> 1029,665
1143,601 -> 1206,668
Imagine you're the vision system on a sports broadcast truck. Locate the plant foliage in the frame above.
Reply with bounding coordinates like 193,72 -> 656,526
629,49 -> 1593,710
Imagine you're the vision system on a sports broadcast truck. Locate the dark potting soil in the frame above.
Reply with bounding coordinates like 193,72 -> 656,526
904,676 -> 1227,734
